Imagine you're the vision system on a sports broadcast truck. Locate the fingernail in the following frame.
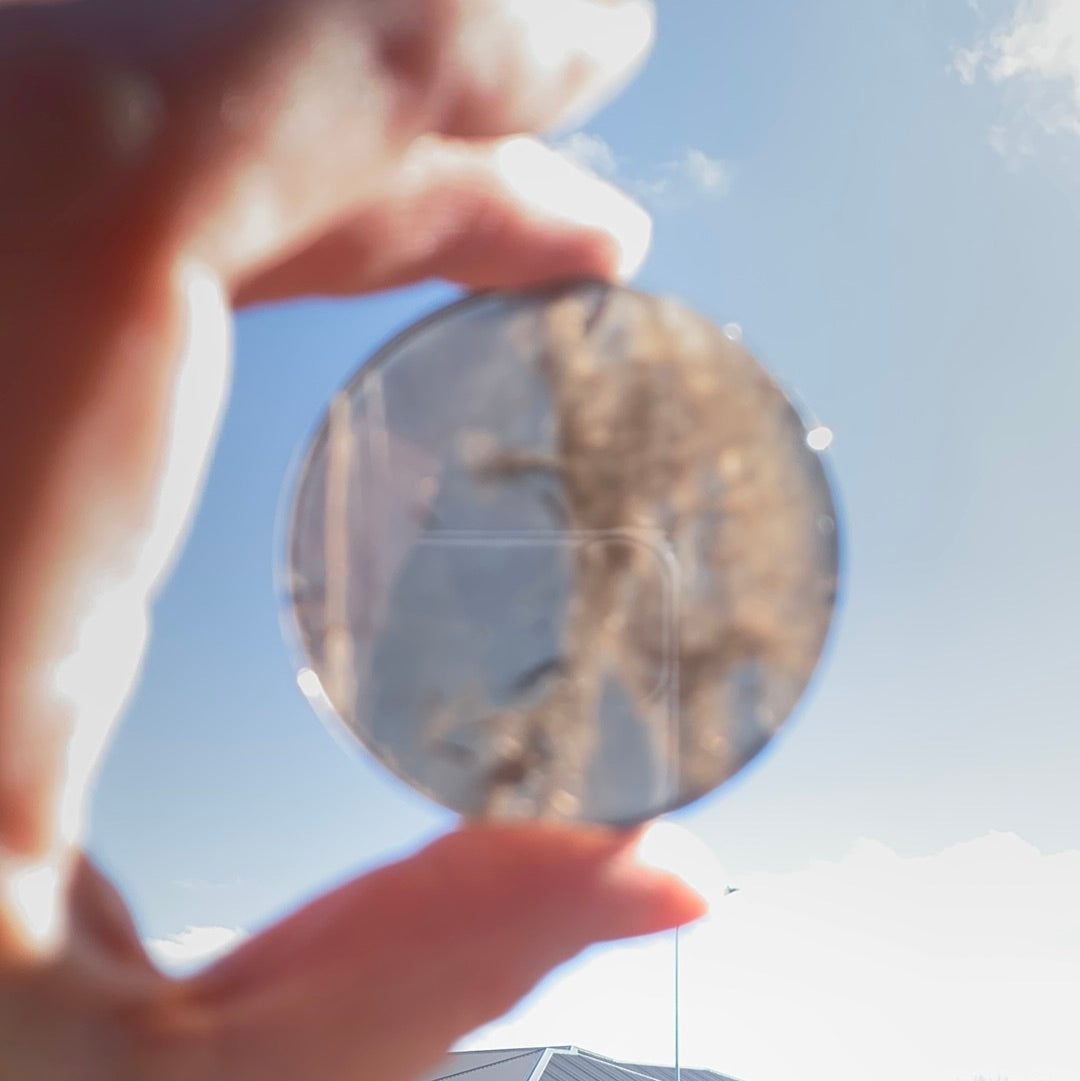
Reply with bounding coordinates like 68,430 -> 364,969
496,137 -> 653,280
588,824 -> 715,937
609,189 -> 653,280
553,0 -> 657,131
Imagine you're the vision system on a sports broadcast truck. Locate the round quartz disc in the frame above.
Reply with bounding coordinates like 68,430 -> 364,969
281,282 -> 839,826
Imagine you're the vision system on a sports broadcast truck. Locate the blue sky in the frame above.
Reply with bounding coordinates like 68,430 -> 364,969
87,3 -> 1080,1080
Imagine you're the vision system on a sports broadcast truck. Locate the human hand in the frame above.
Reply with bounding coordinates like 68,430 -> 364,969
0,1 -> 705,1078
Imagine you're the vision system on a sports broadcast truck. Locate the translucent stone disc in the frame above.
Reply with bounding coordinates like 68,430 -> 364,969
282,283 -> 839,826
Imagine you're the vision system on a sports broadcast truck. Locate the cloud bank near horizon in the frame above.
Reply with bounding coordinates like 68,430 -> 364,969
464,829 -> 1080,1081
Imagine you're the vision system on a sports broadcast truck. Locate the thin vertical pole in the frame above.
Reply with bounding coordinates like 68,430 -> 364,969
674,925 -> 681,1081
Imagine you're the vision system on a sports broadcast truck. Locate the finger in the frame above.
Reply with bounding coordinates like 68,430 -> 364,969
64,854 -> 156,982
0,855 -> 163,1079
179,0 -> 657,281
2,0 -> 655,281
180,825 -> 706,1081
0,258 -> 231,875
235,136 -> 652,304
108,0 -> 657,137
0,0 -> 655,886
413,0 -> 659,136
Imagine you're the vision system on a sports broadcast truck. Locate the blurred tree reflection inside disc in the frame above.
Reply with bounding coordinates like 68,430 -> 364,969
281,283 -> 840,826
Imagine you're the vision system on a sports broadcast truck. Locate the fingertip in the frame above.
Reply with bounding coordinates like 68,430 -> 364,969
494,137 -> 652,282
612,196 -> 652,281
591,826 -> 711,936
550,0 -> 658,132
436,821 -> 706,941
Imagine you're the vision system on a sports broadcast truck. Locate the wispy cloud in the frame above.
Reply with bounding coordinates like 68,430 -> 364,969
463,830 -> 1080,1081
146,924 -> 247,975
554,133 -> 731,208
955,0 -> 1080,151
680,147 -> 730,196
556,131 -> 619,179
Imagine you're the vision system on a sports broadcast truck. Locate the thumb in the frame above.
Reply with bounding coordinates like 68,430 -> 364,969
180,824 -> 707,1081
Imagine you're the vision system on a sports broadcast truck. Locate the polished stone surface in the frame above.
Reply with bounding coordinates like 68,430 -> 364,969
283,283 -> 839,825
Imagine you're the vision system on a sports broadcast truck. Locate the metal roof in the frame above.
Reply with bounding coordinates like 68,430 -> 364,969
427,1048 -> 544,1081
424,1047 -> 741,1081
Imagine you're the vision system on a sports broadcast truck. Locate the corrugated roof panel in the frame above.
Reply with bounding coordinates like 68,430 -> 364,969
542,1051 -> 676,1081
577,1055 -> 668,1081
545,1049 -> 740,1081
612,1063 -> 739,1081
429,1047 -> 742,1081
425,1048 -> 543,1081
543,1053 -> 624,1081
619,1067 -> 733,1081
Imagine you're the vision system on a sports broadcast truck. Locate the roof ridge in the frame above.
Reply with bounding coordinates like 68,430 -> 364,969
567,1048 -> 629,1064
591,1060 -> 670,1081
435,1050 -> 542,1080
575,1050 -> 667,1075
444,1048 -> 741,1081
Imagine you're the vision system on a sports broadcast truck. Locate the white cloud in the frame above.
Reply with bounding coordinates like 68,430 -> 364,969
556,131 -> 620,178
638,148 -> 730,208
146,924 -> 247,975
681,148 -> 730,196
462,831 -> 1080,1081
554,135 -> 730,208
956,0 -> 1080,146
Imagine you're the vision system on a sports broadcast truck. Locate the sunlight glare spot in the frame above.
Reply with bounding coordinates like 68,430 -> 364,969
807,426 -> 834,452
297,667 -> 323,700
2,859 -> 62,951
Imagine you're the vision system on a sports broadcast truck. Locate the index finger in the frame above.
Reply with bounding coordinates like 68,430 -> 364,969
2,0 -> 655,276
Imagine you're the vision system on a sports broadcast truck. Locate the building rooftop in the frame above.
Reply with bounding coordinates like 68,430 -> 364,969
425,1046 -> 741,1081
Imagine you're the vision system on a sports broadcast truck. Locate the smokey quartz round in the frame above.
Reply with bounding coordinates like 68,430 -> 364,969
282,283 -> 839,826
